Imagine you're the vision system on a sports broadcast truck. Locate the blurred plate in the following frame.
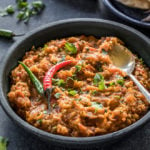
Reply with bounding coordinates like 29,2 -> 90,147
102,0 -> 150,29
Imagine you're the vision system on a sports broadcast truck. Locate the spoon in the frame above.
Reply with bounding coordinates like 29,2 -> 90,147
108,43 -> 150,102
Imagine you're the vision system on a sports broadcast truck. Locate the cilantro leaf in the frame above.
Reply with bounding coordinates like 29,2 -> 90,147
93,73 -> 103,85
98,80 -> 106,90
117,78 -> 124,86
65,42 -> 77,54
92,102 -> 103,113
68,90 -> 78,96
54,93 -> 61,99
75,65 -> 82,72
52,78 -> 65,87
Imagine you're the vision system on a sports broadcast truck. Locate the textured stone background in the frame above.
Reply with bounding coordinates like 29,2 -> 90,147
0,0 -> 149,149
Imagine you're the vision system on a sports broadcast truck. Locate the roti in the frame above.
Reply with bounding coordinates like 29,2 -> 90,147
116,0 -> 150,9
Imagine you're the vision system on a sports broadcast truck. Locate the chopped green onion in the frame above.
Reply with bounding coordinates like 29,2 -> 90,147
65,42 -> 77,54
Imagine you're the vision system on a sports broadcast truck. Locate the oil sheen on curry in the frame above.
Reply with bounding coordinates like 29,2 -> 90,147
8,36 -> 150,137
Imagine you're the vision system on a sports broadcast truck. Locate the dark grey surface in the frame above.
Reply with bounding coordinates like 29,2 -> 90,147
0,0 -> 150,150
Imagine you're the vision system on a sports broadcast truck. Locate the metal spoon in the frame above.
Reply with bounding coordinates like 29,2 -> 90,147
108,43 -> 150,102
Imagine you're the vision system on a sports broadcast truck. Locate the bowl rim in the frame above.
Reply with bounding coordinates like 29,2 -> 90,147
102,0 -> 150,29
0,18 -> 150,145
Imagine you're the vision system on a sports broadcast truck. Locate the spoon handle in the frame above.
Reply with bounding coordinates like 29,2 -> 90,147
129,74 -> 150,102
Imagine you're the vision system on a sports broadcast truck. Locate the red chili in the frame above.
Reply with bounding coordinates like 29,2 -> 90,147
43,60 -> 73,112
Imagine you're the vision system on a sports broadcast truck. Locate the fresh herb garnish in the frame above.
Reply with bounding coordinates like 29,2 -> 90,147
93,73 -> 103,85
93,73 -> 106,90
65,42 -> 77,55
0,5 -> 14,16
32,1 -> 44,12
17,0 -> 28,9
102,49 -> 108,55
91,90 -> 98,95
54,93 -> 61,99
109,81 -> 115,86
117,78 -> 125,86
75,65 -> 82,72
0,0 -> 45,23
98,80 -> 106,90
0,136 -> 8,150
92,102 -> 103,113
43,110 -> 47,114
68,90 -> 78,96
37,119 -> 42,125
52,78 -> 65,87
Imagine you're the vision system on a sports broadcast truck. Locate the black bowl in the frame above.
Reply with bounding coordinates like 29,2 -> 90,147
102,0 -> 150,29
0,18 -> 150,148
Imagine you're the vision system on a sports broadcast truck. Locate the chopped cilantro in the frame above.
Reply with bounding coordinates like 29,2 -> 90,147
65,42 -> 77,54
102,49 -> 108,55
109,81 -> 115,86
52,78 -> 65,87
91,90 -> 98,95
117,78 -> 125,86
54,93 -> 61,99
43,110 -> 47,114
68,90 -> 78,96
5,5 -> 15,14
37,119 -> 42,125
75,65 -> 82,72
98,80 -> 106,90
93,73 -> 103,85
92,102 -> 103,113
0,5 -> 14,16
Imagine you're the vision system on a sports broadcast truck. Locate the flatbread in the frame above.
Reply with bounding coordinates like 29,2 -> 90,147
116,0 -> 150,9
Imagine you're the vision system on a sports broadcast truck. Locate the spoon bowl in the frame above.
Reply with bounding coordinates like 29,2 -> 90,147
109,43 -> 150,102
109,43 -> 135,74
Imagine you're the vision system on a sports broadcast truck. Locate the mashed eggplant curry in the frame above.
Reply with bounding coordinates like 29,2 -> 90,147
8,36 -> 150,137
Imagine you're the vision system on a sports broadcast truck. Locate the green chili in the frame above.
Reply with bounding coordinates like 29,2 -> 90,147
0,136 -> 8,150
0,29 -> 24,38
19,61 -> 44,95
